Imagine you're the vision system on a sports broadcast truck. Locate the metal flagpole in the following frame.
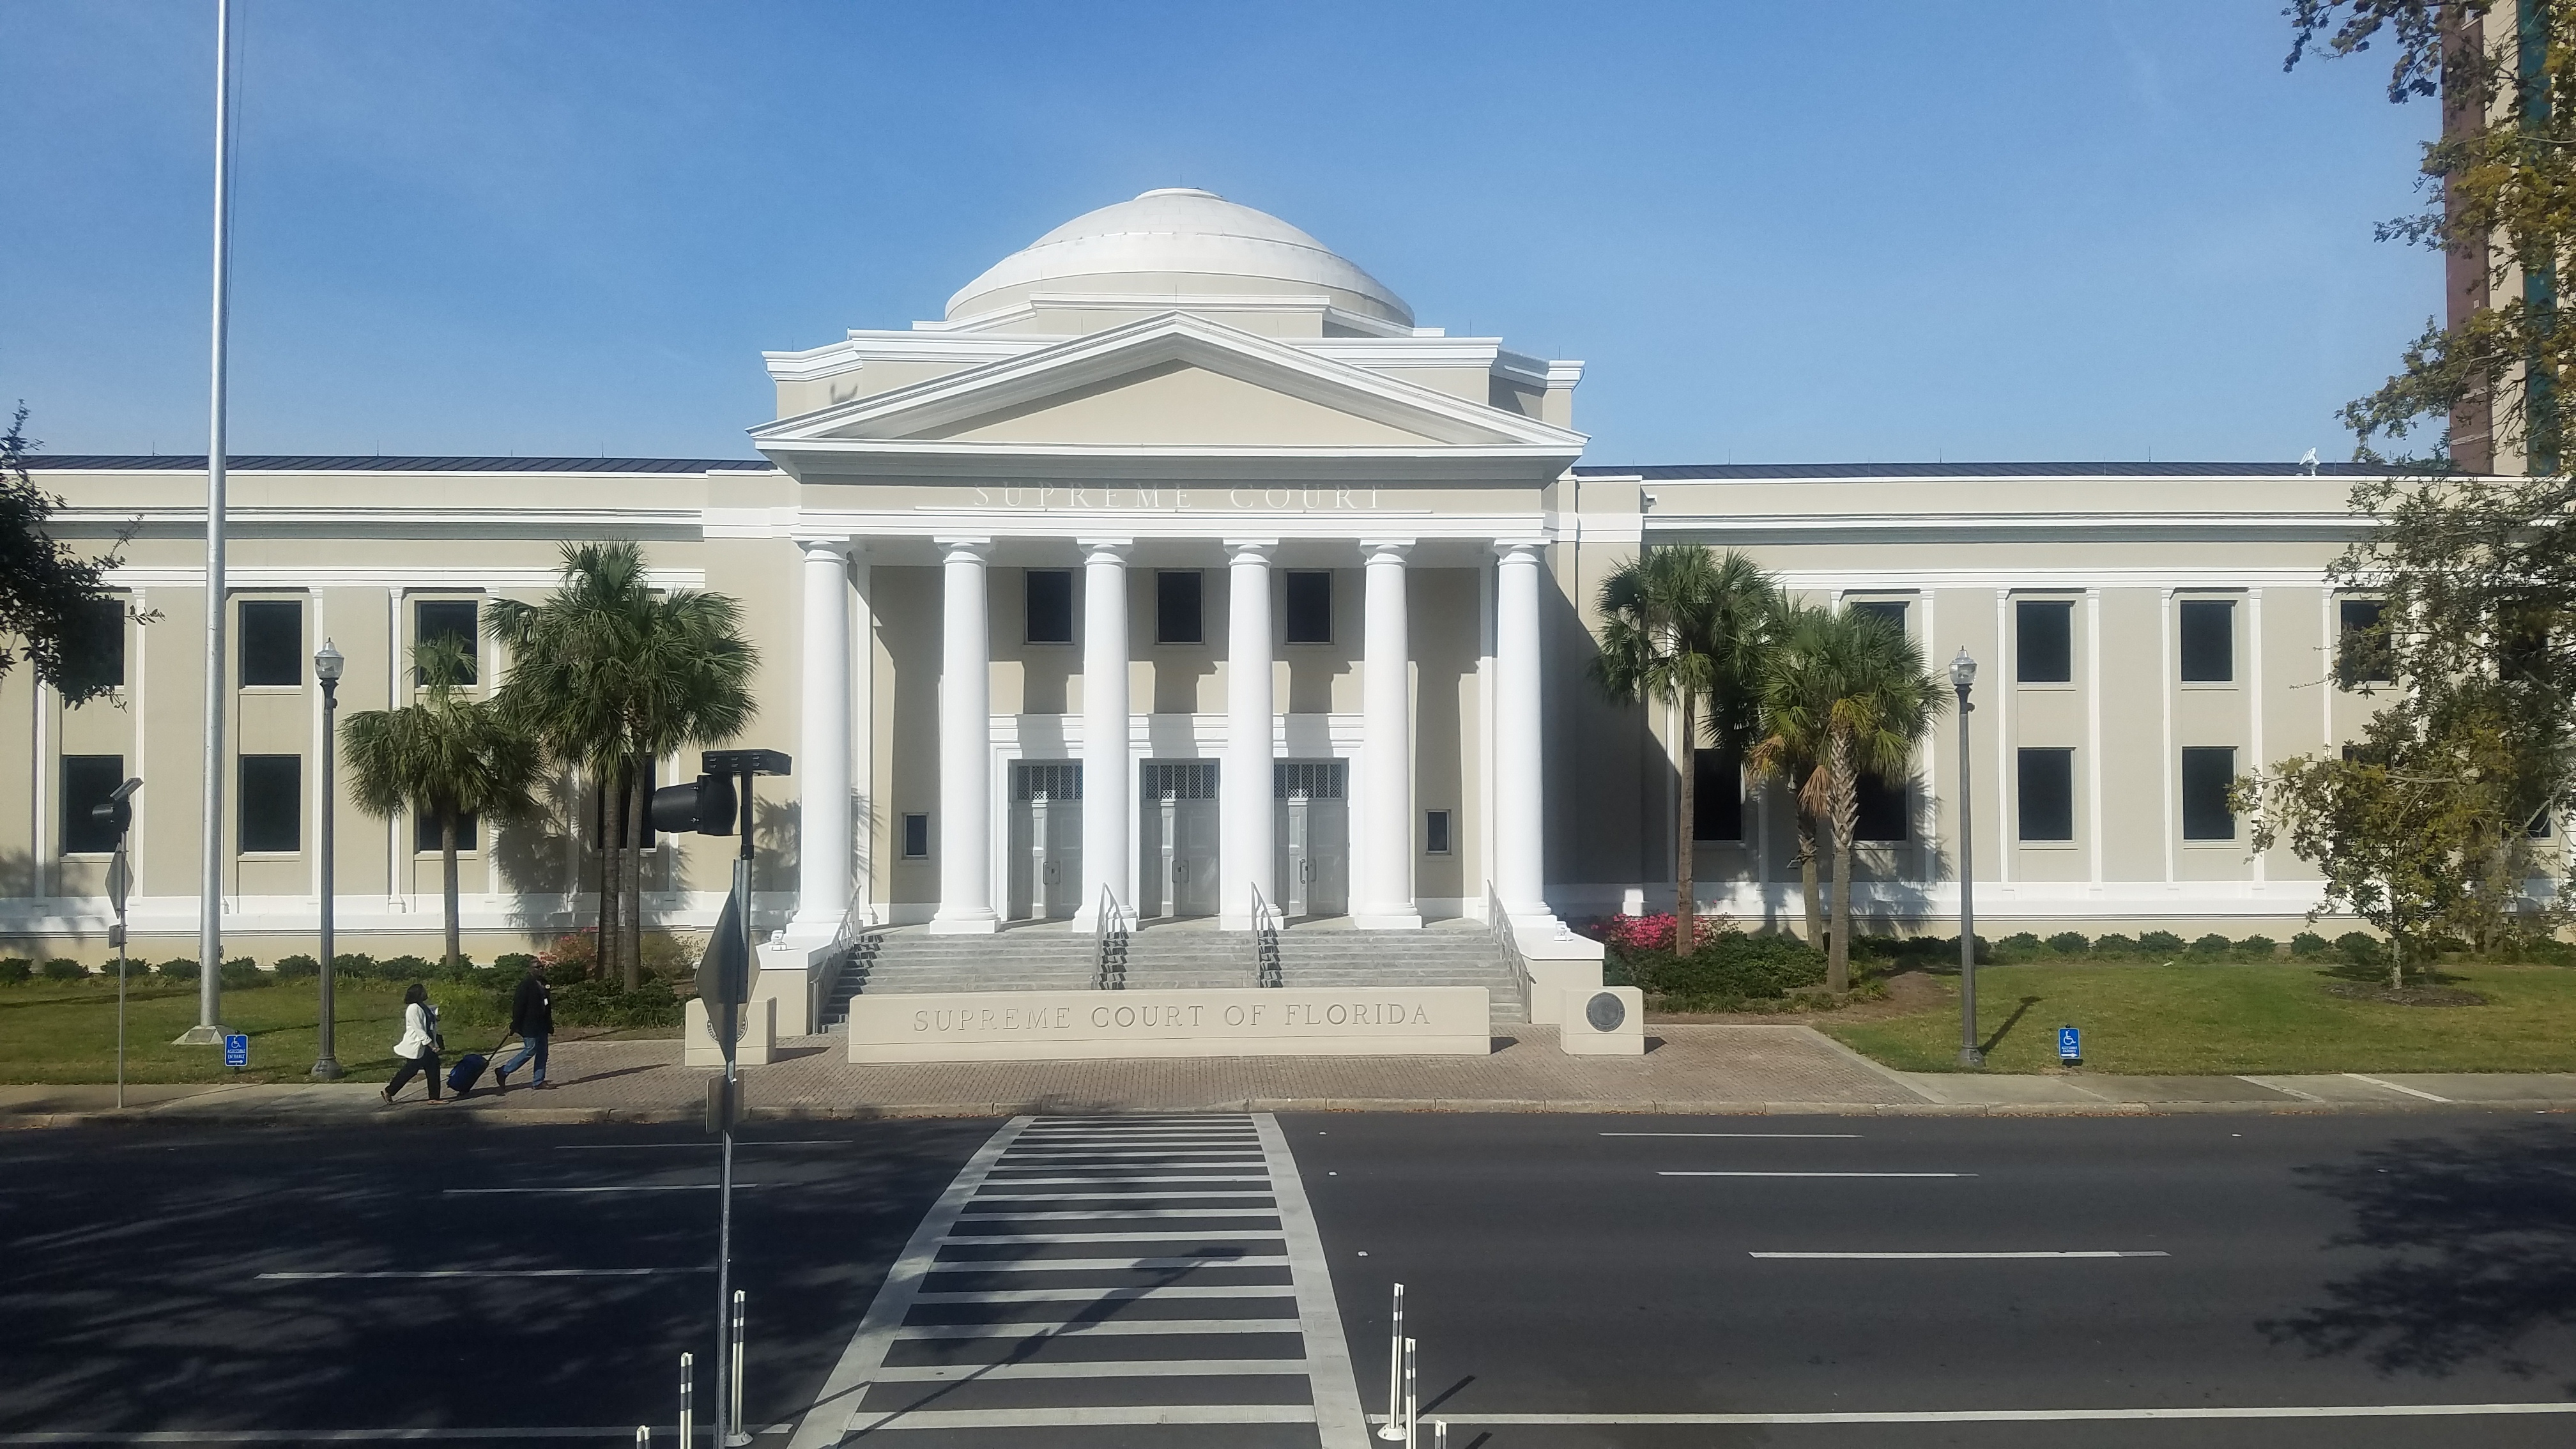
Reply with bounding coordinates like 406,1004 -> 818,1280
184,0 -> 236,1046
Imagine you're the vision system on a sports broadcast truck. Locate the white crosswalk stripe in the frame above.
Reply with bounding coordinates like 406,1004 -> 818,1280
788,1113 -> 1365,1448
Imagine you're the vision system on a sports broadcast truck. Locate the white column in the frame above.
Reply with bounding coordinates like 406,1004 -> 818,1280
1493,542 -> 1554,924
786,538 -> 854,944
1358,539 -> 1420,928
1221,540 -> 1276,930
930,539 -> 998,934
1074,539 -> 1131,930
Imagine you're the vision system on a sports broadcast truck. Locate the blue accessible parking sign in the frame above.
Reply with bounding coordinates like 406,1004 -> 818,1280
2057,1025 -> 2082,1065
223,1034 -> 248,1069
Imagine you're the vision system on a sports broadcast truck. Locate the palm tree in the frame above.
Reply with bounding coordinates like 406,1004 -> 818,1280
491,541 -> 758,990
1749,606 -> 1943,992
1590,547 -> 1781,954
341,637 -> 543,972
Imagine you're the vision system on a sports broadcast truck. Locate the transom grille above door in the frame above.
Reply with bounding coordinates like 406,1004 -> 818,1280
1275,760 -> 1346,799
1011,761 -> 1083,801
1140,760 -> 1219,801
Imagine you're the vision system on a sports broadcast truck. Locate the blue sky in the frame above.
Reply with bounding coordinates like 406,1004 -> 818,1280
3,1 -> 2439,466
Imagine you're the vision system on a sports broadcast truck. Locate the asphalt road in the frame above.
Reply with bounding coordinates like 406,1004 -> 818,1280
1,1110 -> 2570,1447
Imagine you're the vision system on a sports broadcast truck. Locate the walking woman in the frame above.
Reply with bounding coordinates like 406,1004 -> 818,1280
383,982 -> 445,1103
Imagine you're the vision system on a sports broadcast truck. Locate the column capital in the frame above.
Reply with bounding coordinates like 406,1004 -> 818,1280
1492,539 -> 1544,564
1360,538 -> 1416,561
1077,537 -> 1134,562
1223,538 -> 1280,562
794,535 -> 857,559
935,537 -> 993,562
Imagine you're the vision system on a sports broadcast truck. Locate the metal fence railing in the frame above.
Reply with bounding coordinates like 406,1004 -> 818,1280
1249,882 -> 1285,988
1092,886 -> 1130,991
1487,880 -> 1534,1022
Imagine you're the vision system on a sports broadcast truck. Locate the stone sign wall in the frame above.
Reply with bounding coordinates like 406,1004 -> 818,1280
843,985 -> 1492,1063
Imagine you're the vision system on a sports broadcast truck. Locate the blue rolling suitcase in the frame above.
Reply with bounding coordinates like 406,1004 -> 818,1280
447,1052 -> 490,1094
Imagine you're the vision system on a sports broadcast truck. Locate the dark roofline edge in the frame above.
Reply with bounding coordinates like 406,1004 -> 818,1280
29,454 -> 2388,479
22,455 -> 776,474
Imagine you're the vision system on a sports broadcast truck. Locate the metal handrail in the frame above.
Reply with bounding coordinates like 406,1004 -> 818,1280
1092,885 -> 1130,992
1487,880 -> 1533,1022
1249,882 -> 1285,988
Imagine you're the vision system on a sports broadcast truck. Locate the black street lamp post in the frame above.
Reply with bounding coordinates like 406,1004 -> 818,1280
1951,647 -> 1983,1068
312,638 -> 345,1081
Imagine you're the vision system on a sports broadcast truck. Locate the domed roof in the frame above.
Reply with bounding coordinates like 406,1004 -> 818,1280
945,188 -> 1413,327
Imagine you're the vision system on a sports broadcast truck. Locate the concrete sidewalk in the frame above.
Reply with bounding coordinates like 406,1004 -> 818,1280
9,1024 -> 2576,1126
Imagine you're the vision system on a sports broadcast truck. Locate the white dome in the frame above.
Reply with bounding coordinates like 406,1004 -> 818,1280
945,188 -> 1413,327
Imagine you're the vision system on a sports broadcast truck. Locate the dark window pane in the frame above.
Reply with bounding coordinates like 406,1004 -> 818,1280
240,601 -> 302,686
239,754 -> 302,852
1849,600 -> 1906,631
902,813 -> 930,859
2016,600 -> 2072,683
60,599 -> 126,695
1425,809 -> 1452,855
2338,599 -> 2391,684
415,810 -> 480,853
2179,599 -> 2234,682
2181,746 -> 2237,840
1024,570 -> 1073,644
1284,571 -> 1332,644
61,755 -> 124,854
1692,746 -> 1743,841
415,600 -> 480,686
2017,748 -> 2075,841
1855,770 -> 1909,841
1155,571 -> 1202,645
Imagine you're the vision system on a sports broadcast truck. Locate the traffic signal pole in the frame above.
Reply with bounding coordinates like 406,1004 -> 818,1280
715,760 -> 753,1448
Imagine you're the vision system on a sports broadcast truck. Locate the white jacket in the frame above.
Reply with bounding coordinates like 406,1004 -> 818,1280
394,1002 -> 438,1059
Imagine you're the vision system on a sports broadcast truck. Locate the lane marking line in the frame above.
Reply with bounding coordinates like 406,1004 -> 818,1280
868,1359 -> 1305,1383
953,1208 -> 1282,1222
441,1184 -> 760,1195
924,1255 -> 1291,1274
548,1140 -> 847,1151
0,1434 -> 795,1444
977,1175 -> 1269,1186
910,1284 -> 1298,1304
839,1406 -> 1316,1430
2346,1073 -> 2452,1103
939,1230 -> 1290,1245
1601,1132 -> 1861,1139
1747,1251 -> 2170,1260
2238,1076 -> 2325,1103
1255,1110 -> 1371,1448
969,1190 -> 1278,1202
1361,1404 -> 2576,1425
255,1268 -> 707,1280
892,1318 -> 1301,1340
1659,1171 -> 1972,1179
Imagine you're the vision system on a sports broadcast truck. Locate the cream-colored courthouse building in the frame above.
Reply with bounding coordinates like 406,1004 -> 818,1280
3,188 -> 2414,965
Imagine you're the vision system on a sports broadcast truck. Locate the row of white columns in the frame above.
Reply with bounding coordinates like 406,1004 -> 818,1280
786,537 -> 1553,940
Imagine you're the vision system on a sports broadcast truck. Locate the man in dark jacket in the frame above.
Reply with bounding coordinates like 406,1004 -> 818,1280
493,966 -> 554,1092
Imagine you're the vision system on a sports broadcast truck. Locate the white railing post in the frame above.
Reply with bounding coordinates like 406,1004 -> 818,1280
1402,1335 -> 1418,1449
678,1352 -> 693,1448
1379,1282 -> 1406,1440
727,1289 -> 748,1445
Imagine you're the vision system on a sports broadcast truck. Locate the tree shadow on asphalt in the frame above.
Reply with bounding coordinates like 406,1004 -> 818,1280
2261,1121 -> 2576,1392
0,1117 -> 1000,1435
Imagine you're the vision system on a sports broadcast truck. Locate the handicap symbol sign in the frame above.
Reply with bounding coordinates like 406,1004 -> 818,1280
2056,1025 -> 2082,1064
223,1034 -> 249,1069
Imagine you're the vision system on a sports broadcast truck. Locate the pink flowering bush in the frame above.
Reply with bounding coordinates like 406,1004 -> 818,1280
1605,914 -> 1678,954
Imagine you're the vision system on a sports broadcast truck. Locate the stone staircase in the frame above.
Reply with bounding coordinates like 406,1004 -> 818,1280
822,922 -> 1526,1030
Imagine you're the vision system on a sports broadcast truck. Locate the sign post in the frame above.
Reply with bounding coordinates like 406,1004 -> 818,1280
94,778 -> 142,1108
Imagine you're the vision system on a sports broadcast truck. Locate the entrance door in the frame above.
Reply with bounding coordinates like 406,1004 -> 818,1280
1006,761 -> 1084,921
1138,760 -> 1220,919
1273,759 -> 1349,918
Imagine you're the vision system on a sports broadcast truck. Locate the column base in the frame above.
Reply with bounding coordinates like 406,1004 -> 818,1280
926,910 -> 1000,936
779,907 -> 860,953
1353,910 -> 1422,931
172,1024 -> 230,1046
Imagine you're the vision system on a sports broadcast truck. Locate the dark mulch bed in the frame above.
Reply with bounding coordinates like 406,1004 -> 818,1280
2323,981 -> 2490,1008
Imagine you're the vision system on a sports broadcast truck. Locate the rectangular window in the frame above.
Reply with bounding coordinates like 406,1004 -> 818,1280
61,755 -> 125,854
1023,569 -> 1074,645
1283,571 -> 1333,644
1692,746 -> 1743,842
901,812 -> 930,859
1155,571 -> 1203,645
1848,600 -> 1907,632
238,754 -> 302,853
2179,599 -> 2235,682
60,598 -> 126,695
415,599 -> 480,686
2016,599 -> 2073,683
1425,809 -> 1452,855
2017,747 -> 2075,842
2181,746 -> 2237,841
239,600 -> 303,687
1855,771 -> 1910,842
2338,599 -> 2391,684
415,810 -> 480,853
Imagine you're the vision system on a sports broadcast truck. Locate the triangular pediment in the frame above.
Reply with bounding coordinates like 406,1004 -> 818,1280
751,312 -> 1583,457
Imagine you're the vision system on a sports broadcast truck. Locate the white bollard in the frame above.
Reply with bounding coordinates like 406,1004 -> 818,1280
679,1352 -> 694,1448
635,1430 -> 650,1448
1432,1421 -> 1447,1449
1377,1284 -> 1406,1440
727,1290 -> 749,1446
1402,1337 -> 1418,1449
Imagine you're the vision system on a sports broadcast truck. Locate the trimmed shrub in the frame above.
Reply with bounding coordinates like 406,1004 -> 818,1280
0,958 -> 32,985
272,954 -> 320,980
332,953 -> 377,979
2138,930 -> 2186,954
2336,931 -> 2382,966
155,958 -> 200,981
2290,932 -> 2333,958
2092,933 -> 2138,955
493,952 -> 539,974
2237,935 -> 2279,959
1629,930 -> 1828,1010
218,957 -> 266,988
41,958 -> 87,981
2045,931 -> 2090,955
550,976 -> 686,1029
2188,933 -> 2232,956
1998,932 -> 2044,960
377,954 -> 435,982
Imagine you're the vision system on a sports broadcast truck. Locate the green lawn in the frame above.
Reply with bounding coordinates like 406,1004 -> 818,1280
1825,962 -> 2576,1075
0,977 -> 516,1084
